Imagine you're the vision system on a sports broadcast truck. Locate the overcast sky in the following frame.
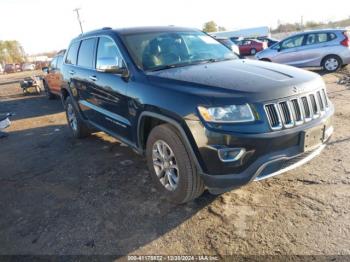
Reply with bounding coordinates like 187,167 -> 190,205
1,0 -> 349,54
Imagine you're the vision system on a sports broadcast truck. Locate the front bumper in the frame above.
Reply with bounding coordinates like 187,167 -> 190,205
186,108 -> 334,193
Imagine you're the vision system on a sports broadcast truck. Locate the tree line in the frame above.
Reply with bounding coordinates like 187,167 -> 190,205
0,40 -> 26,64
203,17 -> 350,34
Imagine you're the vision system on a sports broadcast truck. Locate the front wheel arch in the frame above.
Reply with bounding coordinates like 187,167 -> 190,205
137,112 -> 204,174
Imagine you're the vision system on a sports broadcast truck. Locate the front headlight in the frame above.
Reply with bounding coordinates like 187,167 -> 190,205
198,104 -> 255,123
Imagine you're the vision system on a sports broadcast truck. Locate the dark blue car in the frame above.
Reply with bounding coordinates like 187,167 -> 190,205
60,26 -> 334,203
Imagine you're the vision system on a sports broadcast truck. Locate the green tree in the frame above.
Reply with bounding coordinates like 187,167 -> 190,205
202,21 -> 218,32
0,40 -> 25,63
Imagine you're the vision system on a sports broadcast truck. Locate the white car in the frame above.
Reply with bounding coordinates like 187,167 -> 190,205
22,63 -> 36,71
0,64 -> 3,74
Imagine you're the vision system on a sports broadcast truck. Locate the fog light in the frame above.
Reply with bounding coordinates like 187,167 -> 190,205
218,148 -> 246,162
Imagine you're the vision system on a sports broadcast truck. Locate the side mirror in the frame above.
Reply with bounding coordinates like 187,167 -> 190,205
96,57 -> 127,75
276,45 -> 282,52
42,67 -> 49,73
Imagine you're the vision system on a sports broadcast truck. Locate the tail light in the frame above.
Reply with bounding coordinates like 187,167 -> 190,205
340,31 -> 349,47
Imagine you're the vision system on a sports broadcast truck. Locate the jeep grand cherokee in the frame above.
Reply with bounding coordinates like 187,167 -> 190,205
60,26 -> 334,203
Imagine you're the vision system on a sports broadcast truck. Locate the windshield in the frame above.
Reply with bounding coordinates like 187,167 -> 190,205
122,31 -> 238,71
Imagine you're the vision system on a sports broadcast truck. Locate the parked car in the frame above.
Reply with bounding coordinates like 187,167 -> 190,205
60,26 -> 333,203
256,29 -> 350,72
0,64 -> 3,74
21,63 -> 36,71
235,39 -> 267,55
256,36 -> 279,47
214,37 -> 240,55
42,51 -> 65,99
4,64 -> 21,73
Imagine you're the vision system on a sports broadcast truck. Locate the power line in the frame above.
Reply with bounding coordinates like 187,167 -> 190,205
73,8 -> 84,34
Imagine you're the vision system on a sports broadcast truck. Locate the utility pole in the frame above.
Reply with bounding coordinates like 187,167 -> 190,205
300,15 -> 304,31
73,8 -> 83,34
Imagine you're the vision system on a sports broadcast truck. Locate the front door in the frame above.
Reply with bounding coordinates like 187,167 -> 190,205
272,34 -> 305,66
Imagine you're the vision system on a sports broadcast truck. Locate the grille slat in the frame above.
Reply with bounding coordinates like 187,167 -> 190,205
291,99 -> 302,122
321,89 -> 329,108
317,91 -> 324,111
265,89 -> 330,131
265,104 -> 281,129
309,94 -> 319,115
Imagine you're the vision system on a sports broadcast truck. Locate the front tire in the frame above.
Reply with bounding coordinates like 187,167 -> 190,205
146,124 -> 205,204
322,55 -> 342,72
65,96 -> 91,138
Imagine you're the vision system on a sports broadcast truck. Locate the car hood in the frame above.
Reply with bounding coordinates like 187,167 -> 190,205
146,59 -> 324,102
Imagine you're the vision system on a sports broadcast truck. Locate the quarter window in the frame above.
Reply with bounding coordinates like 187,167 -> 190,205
65,42 -> 80,65
77,38 -> 96,68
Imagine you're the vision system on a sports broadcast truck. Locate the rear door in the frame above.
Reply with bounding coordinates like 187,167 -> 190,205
296,32 -> 336,67
272,34 -> 305,66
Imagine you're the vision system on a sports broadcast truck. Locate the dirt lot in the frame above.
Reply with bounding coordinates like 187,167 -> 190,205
0,68 -> 350,258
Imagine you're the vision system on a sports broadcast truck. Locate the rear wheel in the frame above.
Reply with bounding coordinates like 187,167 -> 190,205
146,124 -> 205,204
250,48 -> 257,55
322,55 -> 342,72
43,81 -> 55,100
65,96 -> 91,138
260,58 -> 271,62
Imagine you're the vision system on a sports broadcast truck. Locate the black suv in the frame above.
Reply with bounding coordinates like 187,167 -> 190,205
60,26 -> 334,203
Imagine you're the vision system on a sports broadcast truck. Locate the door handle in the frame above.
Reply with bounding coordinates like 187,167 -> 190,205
89,75 -> 98,81
69,70 -> 75,75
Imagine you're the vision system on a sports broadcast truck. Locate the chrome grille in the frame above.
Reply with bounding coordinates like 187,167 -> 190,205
264,89 -> 330,131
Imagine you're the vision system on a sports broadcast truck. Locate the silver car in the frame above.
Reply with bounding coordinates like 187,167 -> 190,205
256,29 -> 350,72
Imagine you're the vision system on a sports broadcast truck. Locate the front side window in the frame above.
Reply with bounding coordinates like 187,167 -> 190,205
77,38 -> 96,68
65,41 -> 80,65
96,37 -> 124,69
281,35 -> 304,49
122,31 -> 237,71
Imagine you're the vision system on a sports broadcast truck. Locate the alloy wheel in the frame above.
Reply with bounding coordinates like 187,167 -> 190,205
67,104 -> 78,131
152,140 -> 179,191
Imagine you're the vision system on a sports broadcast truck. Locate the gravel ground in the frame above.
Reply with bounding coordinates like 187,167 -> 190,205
0,67 -> 349,258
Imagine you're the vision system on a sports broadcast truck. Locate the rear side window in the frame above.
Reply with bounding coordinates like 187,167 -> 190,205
65,42 -> 80,65
50,57 -> 58,69
77,38 -> 96,68
57,56 -> 63,70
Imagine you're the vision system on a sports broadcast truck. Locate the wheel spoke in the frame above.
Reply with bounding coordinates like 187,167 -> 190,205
152,139 -> 179,191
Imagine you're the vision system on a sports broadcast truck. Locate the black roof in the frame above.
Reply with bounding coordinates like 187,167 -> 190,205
74,26 -> 198,40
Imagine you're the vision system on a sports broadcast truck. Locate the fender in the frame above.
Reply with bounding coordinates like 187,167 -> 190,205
137,111 -> 205,174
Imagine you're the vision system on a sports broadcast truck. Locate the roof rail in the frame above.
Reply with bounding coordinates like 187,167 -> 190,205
102,27 -> 112,30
